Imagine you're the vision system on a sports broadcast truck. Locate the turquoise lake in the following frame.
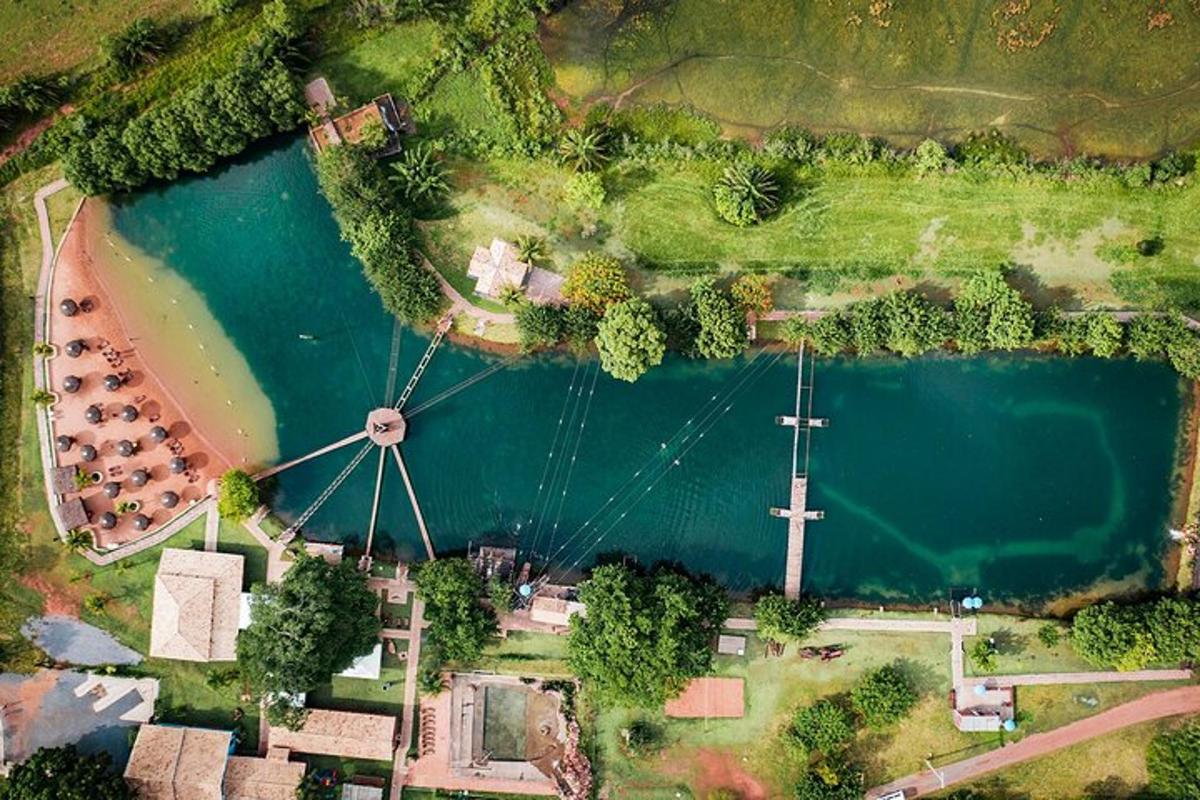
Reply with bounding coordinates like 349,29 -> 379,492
108,136 -> 1184,601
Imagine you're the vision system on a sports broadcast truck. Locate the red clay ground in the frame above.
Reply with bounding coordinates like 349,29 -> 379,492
47,201 -> 228,547
658,746 -> 770,800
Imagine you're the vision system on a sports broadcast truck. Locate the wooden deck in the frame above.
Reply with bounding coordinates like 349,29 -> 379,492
784,477 -> 807,599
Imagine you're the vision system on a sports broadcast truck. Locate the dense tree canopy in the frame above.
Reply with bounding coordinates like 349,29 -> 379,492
515,301 -> 565,352
64,47 -> 305,195
238,554 -> 381,725
217,468 -> 259,520
1147,721 -> 1200,800
595,298 -> 667,382
754,593 -> 824,646
851,664 -> 918,728
953,271 -> 1035,353
730,273 -> 773,314
690,279 -> 748,359
567,563 -> 729,707
789,699 -> 856,755
794,759 -> 864,800
1,746 -> 133,800
315,145 -> 442,321
562,253 -> 632,312
1071,597 -> 1200,671
413,557 -> 497,664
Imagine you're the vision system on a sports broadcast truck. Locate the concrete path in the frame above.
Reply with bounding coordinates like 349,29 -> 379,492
963,669 -> 1193,688
241,505 -> 291,583
390,594 -> 426,800
204,499 -> 220,551
423,253 -> 515,325
867,685 -> 1200,798
820,617 -> 976,635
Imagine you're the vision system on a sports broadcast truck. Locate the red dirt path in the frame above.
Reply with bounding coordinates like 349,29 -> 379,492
18,574 -> 79,617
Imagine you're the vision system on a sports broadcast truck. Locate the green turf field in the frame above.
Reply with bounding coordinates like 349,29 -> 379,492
542,0 -> 1200,158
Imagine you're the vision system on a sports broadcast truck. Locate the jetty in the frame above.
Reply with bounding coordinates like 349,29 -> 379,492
771,344 -> 823,599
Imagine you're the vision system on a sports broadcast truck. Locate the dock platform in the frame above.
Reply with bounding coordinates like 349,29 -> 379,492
784,477 -> 808,599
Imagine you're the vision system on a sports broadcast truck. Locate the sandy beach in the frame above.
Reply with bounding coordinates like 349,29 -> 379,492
46,201 -> 249,547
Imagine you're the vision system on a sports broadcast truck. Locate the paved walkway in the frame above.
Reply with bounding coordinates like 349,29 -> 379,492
867,685 -> 1200,798
962,669 -> 1193,688
241,505 -> 291,583
390,594 -> 426,800
423,253 -> 514,325
204,500 -> 219,551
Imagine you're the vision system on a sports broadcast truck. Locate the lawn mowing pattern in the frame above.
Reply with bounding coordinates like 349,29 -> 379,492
423,155 -> 1200,309
542,0 -> 1200,158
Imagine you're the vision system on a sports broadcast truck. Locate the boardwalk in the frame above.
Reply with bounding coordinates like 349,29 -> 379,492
867,685 -> 1200,798
783,477 -> 808,598
391,445 -> 435,561
962,669 -> 1193,688
252,430 -> 368,481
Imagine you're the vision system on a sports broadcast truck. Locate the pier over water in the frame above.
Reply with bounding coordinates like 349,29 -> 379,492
772,345 -> 822,598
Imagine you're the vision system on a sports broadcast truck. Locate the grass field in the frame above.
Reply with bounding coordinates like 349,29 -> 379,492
542,0 -> 1200,158
938,717 -> 1175,800
0,0 -> 198,82
423,154 -> 1200,310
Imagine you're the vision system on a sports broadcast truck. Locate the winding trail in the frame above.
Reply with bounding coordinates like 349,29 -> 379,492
867,685 -> 1200,799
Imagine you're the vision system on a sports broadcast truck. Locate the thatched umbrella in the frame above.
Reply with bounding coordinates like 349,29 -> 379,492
149,425 -> 168,443
132,514 -> 151,532
120,405 -> 139,423
55,435 -> 73,452
129,468 -> 149,487
169,456 -> 187,474
84,405 -> 102,424
98,512 -> 117,529
80,444 -> 97,462
116,439 -> 136,457
160,490 -> 180,509
103,481 -> 121,499
59,298 -> 79,317
62,375 -> 82,394
65,339 -> 86,358
104,374 -> 122,392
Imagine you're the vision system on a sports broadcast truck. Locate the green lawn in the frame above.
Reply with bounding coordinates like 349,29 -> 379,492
423,154 -> 1200,310
307,647 -> 409,716
470,631 -> 573,678
301,753 -> 393,784
0,0 -> 198,82
313,19 -> 443,106
542,0 -> 1200,159
936,717 -> 1180,800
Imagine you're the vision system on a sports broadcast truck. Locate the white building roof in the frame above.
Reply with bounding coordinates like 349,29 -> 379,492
339,643 -> 383,680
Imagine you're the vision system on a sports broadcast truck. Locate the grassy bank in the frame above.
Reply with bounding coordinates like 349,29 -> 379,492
542,0 -> 1200,159
0,0 -> 197,82
420,154 -> 1200,310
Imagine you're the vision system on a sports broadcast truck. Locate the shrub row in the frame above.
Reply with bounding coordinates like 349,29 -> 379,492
786,274 -> 1200,379
314,145 -> 442,322
62,45 -> 305,196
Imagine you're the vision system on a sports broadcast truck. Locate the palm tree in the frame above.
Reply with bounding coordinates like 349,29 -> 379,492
557,126 -> 610,173
515,234 -> 548,266
62,529 -> 93,554
83,593 -> 110,615
389,144 -> 449,211
713,162 -> 780,226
